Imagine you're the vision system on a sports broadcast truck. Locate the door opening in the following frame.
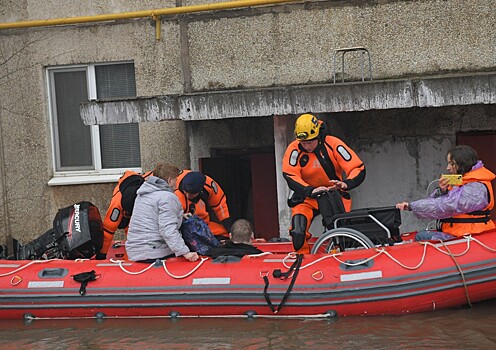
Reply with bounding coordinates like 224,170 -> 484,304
200,148 -> 279,240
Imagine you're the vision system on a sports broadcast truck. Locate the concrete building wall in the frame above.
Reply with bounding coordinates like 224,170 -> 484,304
0,0 -> 495,246
330,105 -> 496,233
186,105 -> 496,236
0,1 -> 190,244
186,0 -> 494,89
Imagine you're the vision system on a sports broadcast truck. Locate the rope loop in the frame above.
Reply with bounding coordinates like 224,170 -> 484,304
10,275 -> 22,285
162,257 -> 209,279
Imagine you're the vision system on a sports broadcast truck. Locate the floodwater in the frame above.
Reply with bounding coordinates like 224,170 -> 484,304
1,300 -> 496,349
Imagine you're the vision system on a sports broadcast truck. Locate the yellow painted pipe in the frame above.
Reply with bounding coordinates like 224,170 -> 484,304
0,0 -> 301,30
152,14 -> 161,40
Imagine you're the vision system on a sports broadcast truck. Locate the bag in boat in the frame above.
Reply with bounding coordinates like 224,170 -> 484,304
117,171 -> 146,229
316,190 -> 346,229
180,215 -> 220,255
15,201 -> 104,260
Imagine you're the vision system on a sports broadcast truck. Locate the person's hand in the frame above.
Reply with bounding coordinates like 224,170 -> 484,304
183,252 -> 199,261
329,180 -> 348,190
311,186 -> 329,196
438,176 -> 450,192
183,213 -> 193,220
396,202 -> 410,211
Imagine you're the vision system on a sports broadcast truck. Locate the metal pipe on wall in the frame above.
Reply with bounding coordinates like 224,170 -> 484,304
0,0 -> 301,30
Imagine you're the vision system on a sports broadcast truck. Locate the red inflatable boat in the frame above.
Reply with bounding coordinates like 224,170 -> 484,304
1,226 -> 496,320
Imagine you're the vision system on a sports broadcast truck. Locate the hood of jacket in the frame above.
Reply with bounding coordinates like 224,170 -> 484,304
137,175 -> 173,195
463,161 -> 496,183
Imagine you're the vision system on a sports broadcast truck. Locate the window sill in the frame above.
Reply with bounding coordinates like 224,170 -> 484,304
48,174 -> 122,186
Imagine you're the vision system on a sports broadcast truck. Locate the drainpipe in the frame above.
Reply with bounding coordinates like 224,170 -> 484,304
0,0 -> 301,40
0,100 -> 11,242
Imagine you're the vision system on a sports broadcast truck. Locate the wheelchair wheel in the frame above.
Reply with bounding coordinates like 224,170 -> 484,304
311,228 -> 375,254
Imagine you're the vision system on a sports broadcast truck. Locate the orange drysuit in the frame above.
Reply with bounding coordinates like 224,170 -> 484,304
99,170 -> 152,258
282,135 -> 366,253
175,170 -> 233,237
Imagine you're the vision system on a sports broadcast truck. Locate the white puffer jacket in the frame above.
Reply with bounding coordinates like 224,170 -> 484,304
126,176 -> 189,261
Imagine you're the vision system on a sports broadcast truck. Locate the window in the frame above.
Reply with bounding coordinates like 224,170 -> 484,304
47,62 -> 141,184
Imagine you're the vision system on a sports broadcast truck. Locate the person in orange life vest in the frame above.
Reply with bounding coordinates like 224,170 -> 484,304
175,170 -> 234,239
96,170 -> 153,260
396,145 -> 495,241
282,113 -> 366,254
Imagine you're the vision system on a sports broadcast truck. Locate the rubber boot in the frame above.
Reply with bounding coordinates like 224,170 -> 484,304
290,214 -> 309,253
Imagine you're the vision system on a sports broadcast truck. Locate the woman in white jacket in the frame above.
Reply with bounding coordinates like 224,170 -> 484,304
126,163 -> 199,263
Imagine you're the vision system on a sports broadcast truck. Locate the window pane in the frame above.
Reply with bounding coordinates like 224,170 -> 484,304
96,64 -> 141,169
53,70 -> 93,170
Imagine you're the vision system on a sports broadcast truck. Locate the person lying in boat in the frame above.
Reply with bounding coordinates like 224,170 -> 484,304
125,163 -> 199,263
396,145 -> 495,241
206,219 -> 263,258
175,170 -> 234,241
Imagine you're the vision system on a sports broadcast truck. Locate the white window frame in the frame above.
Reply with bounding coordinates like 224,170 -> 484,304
46,62 -> 141,186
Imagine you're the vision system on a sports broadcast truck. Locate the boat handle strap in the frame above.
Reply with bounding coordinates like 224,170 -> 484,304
263,254 -> 303,313
72,270 -> 97,296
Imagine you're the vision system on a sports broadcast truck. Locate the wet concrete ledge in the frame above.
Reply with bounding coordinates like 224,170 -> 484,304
81,72 -> 496,125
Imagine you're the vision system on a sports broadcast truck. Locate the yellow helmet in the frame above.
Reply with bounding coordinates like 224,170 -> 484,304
294,113 -> 321,141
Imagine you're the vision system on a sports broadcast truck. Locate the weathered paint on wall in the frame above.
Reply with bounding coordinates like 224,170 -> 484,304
0,0 -> 495,246
81,73 -> 496,124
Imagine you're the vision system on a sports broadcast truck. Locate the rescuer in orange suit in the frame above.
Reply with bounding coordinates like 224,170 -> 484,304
175,170 -> 234,239
96,170 -> 153,260
282,113 -> 366,253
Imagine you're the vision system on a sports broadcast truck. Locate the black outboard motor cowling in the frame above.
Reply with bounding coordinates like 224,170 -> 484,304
15,202 -> 103,260
54,201 -> 104,259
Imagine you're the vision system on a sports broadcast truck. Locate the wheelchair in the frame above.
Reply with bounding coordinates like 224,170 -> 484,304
310,206 -> 402,254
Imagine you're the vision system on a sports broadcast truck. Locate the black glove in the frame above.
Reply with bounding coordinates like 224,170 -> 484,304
95,253 -> 107,260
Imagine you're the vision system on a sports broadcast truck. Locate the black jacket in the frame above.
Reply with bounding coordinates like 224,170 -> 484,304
206,241 -> 263,258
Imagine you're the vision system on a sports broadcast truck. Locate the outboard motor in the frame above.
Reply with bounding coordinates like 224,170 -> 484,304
15,202 -> 103,260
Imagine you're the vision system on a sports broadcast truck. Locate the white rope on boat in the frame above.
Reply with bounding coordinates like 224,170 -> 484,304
162,257 -> 209,279
23,312 -> 336,320
420,238 -> 471,257
439,239 -> 472,307
247,252 -> 273,258
112,258 -> 156,275
466,235 -> 496,252
0,259 -> 61,277
111,256 -> 208,278
375,243 -> 430,270
330,249 -> 384,267
276,234 -> 495,274
4,233 -> 495,281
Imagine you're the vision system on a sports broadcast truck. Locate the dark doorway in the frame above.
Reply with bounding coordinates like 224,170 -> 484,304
457,132 -> 496,220
199,148 -> 279,240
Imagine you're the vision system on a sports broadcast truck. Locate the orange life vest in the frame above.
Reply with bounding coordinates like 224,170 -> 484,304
440,166 -> 495,237
101,170 -> 153,255
175,170 -> 230,236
